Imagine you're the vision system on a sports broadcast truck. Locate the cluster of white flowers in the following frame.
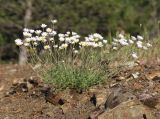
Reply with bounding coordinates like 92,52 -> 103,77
111,33 -> 152,59
15,20 -> 108,55
15,20 -> 152,60
79,33 -> 107,48
59,32 -> 80,44
15,20 -> 58,49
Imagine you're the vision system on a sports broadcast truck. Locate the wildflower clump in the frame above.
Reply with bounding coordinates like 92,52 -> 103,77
15,20 -> 152,90
111,33 -> 152,60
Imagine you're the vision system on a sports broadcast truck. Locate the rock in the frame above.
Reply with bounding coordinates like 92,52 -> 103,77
98,100 -> 155,119
155,102 -> 160,110
5,87 -> 16,96
96,93 -> 108,106
61,103 -> 72,114
0,85 -> 4,91
145,71 -> 160,81
88,88 -> 136,119
105,88 -> 135,110
4,116 -> 10,119
152,76 -> 160,82
44,91 -> 66,105
27,81 -> 34,90
117,76 -> 125,81
28,77 -> 39,87
109,82 -> 120,88
12,78 -> 23,86
88,106 -> 104,119
19,83 -> 28,92
89,87 -> 109,107
138,94 -> 159,108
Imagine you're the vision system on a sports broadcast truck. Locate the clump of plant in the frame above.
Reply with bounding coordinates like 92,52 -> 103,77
44,64 -> 106,90
15,20 -> 153,90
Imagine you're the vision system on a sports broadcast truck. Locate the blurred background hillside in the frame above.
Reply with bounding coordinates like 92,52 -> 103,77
0,0 -> 160,63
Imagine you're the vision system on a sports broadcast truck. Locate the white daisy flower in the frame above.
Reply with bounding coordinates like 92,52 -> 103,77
137,35 -> 143,40
131,36 -> 137,41
53,45 -> 58,48
136,41 -> 143,48
143,46 -> 148,50
59,37 -> 65,41
103,40 -> 107,44
113,47 -> 118,50
41,24 -> 47,28
44,45 -> 50,49
15,39 -> 23,46
51,19 -> 57,24
23,32 -> 32,37
33,42 -> 38,46
129,39 -> 134,44
23,28 -> 29,32
29,29 -> 35,33
131,52 -> 138,59
25,38 -> 31,42
24,42 -> 30,46
74,50 -> 79,54
50,31 -> 57,36
146,43 -> 152,47
118,34 -> 124,39
49,38 -> 54,41
41,32 -> 48,37
35,30 -> 42,35
46,28 -> 52,33
113,38 -> 119,42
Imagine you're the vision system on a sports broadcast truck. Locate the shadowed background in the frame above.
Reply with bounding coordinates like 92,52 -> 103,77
0,0 -> 160,63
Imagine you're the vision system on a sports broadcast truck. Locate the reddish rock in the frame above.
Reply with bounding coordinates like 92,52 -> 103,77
98,100 -> 155,119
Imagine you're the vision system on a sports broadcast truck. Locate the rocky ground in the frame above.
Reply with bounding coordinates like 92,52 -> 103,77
0,61 -> 160,119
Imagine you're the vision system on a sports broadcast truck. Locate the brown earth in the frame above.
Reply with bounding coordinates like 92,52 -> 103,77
0,62 -> 160,119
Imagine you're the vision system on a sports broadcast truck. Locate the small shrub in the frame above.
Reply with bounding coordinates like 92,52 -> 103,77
44,64 -> 107,90
15,20 -> 153,90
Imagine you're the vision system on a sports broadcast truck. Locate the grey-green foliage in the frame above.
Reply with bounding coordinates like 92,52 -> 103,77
44,64 -> 106,90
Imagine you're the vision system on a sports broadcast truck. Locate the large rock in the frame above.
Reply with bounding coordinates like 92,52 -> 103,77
98,100 -> 154,119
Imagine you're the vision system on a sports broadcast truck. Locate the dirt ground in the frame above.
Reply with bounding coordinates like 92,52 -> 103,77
0,62 -> 160,119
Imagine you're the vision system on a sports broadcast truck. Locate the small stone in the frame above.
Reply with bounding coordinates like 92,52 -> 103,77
132,72 -> 140,79
0,85 -> 4,91
5,87 -> 16,96
96,93 -> 108,107
46,111 -> 54,117
88,107 -> 104,119
61,103 -> 72,114
145,71 -> 160,80
109,82 -> 120,88
139,94 -> 159,108
4,116 -> 10,119
19,83 -> 28,92
118,76 -> 125,81
28,78 -> 38,87
27,81 -> 33,90
152,76 -> 160,82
